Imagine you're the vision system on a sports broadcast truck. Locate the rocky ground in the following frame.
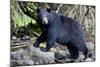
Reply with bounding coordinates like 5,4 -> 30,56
10,35 -> 95,67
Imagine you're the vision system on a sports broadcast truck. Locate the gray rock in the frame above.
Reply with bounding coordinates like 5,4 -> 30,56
85,58 -> 94,62
23,60 -> 34,65
11,60 -> 34,66
34,62 -> 40,65
12,35 -> 17,40
65,58 -> 72,62
22,35 -> 30,40
86,42 -> 94,51
11,52 -> 22,60
23,55 -> 30,60
17,60 -> 23,65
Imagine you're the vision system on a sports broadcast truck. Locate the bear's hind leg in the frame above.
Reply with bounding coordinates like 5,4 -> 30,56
80,45 -> 88,60
66,42 -> 79,59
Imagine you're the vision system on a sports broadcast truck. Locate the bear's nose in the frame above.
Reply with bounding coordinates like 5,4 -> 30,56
42,17 -> 48,24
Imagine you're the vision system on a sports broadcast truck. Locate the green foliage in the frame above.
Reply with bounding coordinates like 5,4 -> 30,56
10,0 -> 41,37
11,0 -> 37,28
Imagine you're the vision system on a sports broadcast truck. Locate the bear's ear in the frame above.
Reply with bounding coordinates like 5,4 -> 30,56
46,8 -> 51,13
36,8 -> 40,13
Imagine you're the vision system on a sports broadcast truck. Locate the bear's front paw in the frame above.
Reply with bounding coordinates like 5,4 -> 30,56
34,43 -> 39,48
40,48 -> 48,52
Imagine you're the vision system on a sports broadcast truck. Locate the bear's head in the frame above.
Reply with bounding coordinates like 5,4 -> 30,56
36,8 -> 52,25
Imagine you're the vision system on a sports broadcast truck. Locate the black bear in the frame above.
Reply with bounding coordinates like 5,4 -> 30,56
34,8 -> 88,60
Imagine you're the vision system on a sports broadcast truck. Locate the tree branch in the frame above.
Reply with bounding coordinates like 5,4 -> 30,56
56,4 -> 63,13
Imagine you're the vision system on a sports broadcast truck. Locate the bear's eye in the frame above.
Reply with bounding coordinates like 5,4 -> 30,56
46,8 -> 51,13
